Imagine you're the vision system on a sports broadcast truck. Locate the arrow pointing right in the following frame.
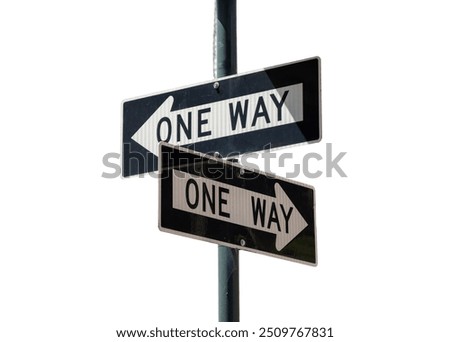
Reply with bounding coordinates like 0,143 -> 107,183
172,169 -> 308,251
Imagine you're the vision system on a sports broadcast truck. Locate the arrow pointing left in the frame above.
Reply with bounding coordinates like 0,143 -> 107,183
131,83 -> 303,157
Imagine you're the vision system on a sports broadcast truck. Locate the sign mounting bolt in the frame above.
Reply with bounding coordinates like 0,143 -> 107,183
213,81 -> 220,90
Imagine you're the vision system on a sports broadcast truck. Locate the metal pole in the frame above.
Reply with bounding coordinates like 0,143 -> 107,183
214,0 -> 239,322
214,0 -> 237,77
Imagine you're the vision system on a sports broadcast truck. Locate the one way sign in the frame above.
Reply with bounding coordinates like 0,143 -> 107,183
159,143 -> 316,265
123,57 -> 321,177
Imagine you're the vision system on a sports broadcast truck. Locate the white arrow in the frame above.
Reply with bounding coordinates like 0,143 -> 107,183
132,83 -> 303,156
172,169 -> 308,251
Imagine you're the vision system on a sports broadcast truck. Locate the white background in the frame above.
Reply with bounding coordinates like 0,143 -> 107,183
1,1 -> 449,341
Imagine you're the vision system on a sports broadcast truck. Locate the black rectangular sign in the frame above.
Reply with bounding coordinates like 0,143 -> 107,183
159,143 -> 317,265
123,57 -> 321,177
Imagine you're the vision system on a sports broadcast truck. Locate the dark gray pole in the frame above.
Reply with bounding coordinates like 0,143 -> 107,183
214,0 -> 237,77
214,0 -> 239,322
